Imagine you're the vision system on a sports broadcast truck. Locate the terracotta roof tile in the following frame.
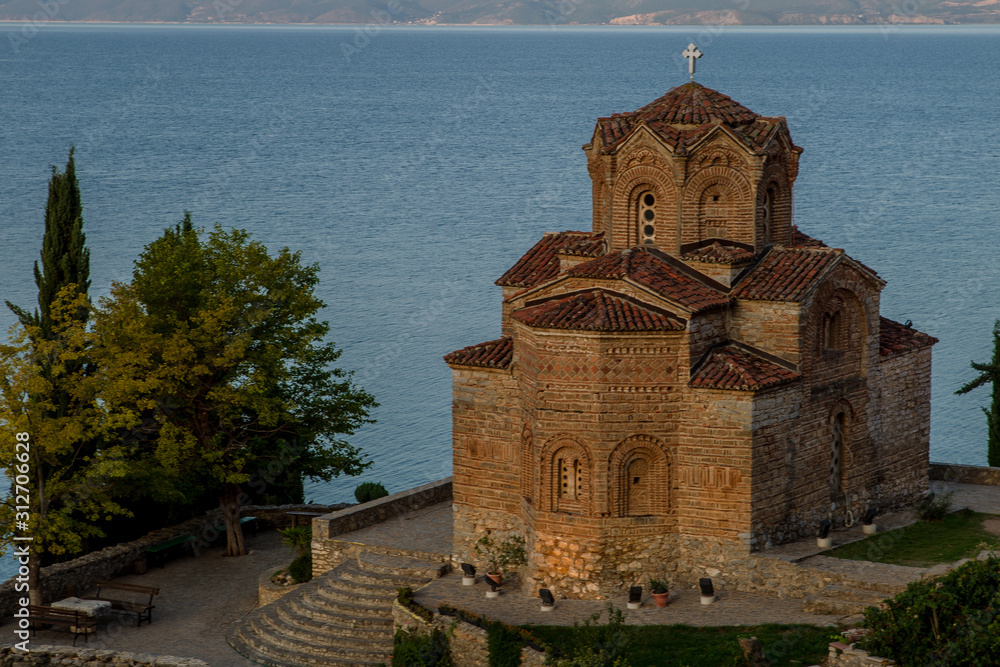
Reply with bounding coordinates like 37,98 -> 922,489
496,231 -> 605,288
595,83 -> 786,155
568,247 -> 729,313
731,247 -> 839,302
790,226 -> 828,249
681,240 -> 756,265
444,337 -> 513,370
880,317 -> 938,357
690,344 -> 800,391
513,290 -> 685,332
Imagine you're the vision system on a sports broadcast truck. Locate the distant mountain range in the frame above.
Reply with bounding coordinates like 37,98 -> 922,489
2,0 -> 999,25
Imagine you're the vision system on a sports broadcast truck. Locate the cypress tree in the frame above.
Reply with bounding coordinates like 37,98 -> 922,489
956,320 -> 1000,467
7,146 -> 91,335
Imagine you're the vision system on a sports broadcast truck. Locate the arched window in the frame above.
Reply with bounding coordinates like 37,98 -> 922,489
637,191 -> 656,245
699,184 -> 728,240
761,185 -> 776,243
548,444 -> 588,514
823,311 -> 844,351
830,413 -> 845,497
626,457 -> 650,516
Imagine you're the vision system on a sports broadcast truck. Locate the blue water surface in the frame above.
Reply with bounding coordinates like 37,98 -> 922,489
1,24 -> 999,579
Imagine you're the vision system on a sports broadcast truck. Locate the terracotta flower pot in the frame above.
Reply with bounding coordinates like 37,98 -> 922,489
486,572 -> 502,587
652,591 -> 669,607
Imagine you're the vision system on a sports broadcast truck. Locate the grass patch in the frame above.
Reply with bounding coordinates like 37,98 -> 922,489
525,623 -> 832,667
826,509 -> 1000,567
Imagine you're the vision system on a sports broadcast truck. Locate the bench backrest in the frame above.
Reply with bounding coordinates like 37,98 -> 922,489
93,580 -> 159,596
27,605 -> 91,623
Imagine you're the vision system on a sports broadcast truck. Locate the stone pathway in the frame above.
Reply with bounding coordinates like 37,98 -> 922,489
330,501 -> 453,554
415,569 -> 843,628
932,480 -> 1000,514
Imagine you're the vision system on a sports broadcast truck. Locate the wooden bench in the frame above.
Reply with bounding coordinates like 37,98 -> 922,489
27,605 -> 97,645
286,510 -> 324,527
83,580 -> 158,627
241,515 -> 258,537
145,534 -> 194,568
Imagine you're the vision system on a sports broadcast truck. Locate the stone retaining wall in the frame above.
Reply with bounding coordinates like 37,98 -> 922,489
0,503 -> 346,620
392,600 -> 545,667
312,478 -> 452,575
827,641 -> 893,665
0,645 -> 209,666
930,462 -> 1000,486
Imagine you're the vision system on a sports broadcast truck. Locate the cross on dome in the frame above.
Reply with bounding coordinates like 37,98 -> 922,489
682,43 -> 703,82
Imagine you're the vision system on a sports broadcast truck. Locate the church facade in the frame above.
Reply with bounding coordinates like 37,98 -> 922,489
444,81 -> 936,599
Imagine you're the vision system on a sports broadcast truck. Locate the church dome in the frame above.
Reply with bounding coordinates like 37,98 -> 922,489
630,82 -> 759,127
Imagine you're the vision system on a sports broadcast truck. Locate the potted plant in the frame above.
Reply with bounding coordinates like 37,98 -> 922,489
649,576 -> 670,607
474,533 -> 527,586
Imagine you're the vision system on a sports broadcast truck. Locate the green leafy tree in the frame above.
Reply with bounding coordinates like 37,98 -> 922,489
94,217 -> 377,557
6,147 -> 90,336
956,320 -> 1000,466
0,290 -> 133,605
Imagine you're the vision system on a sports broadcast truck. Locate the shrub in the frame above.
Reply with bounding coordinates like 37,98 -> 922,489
862,554 -> 1000,665
549,604 -> 633,667
288,553 -> 312,583
355,481 -> 389,503
474,533 -> 528,573
279,525 -> 311,557
393,627 -> 452,667
398,586 -> 434,622
916,490 -> 954,521
487,621 -> 524,667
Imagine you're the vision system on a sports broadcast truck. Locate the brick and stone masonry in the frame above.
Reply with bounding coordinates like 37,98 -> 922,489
445,81 -> 937,599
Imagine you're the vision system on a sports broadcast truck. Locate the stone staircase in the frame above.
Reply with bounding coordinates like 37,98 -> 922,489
228,549 -> 450,666
795,555 -> 923,618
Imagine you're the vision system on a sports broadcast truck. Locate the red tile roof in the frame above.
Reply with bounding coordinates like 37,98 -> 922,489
496,231 -> 605,288
880,317 -> 938,357
444,336 -> 513,370
690,344 -> 800,391
790,226 -> 828,249
568,247 -> 729,313
681,240 -> 756,265
513,290 -> 685,332
731,247 -> 840,302
595,83 -> 789,155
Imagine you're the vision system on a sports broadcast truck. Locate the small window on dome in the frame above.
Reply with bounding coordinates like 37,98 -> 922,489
638,191 -> 656,245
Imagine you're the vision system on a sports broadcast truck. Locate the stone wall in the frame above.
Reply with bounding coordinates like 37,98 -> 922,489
827,641 -> 893,666
930,462 -> 1000,486
392,600 -> 545,667
0,646 -> 209,666
311,478 -> 453,575
0,503 -> 343,620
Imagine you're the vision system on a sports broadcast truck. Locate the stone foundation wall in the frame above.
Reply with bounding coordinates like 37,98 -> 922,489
0,646 -> 209,666
312,478 -> 452,575
930,462 -> 1000,486
392,600 -> 545,667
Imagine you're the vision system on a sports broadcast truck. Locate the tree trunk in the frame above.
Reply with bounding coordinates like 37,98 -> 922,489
219,484 -> 246,557
28,546 -> 42,606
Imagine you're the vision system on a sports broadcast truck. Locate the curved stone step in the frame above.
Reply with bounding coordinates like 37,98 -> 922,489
253,607 -> 391,651
228,548 -> 447,665
357,550 -> 449,579
236,625 -> 392,666
337,560 -> 432,590
270,601 -> 392,638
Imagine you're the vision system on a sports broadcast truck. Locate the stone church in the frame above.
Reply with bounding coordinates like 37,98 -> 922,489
444,77 -> 937,599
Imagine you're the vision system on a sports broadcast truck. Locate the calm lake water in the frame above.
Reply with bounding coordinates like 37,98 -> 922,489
1,26 -> 999,578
